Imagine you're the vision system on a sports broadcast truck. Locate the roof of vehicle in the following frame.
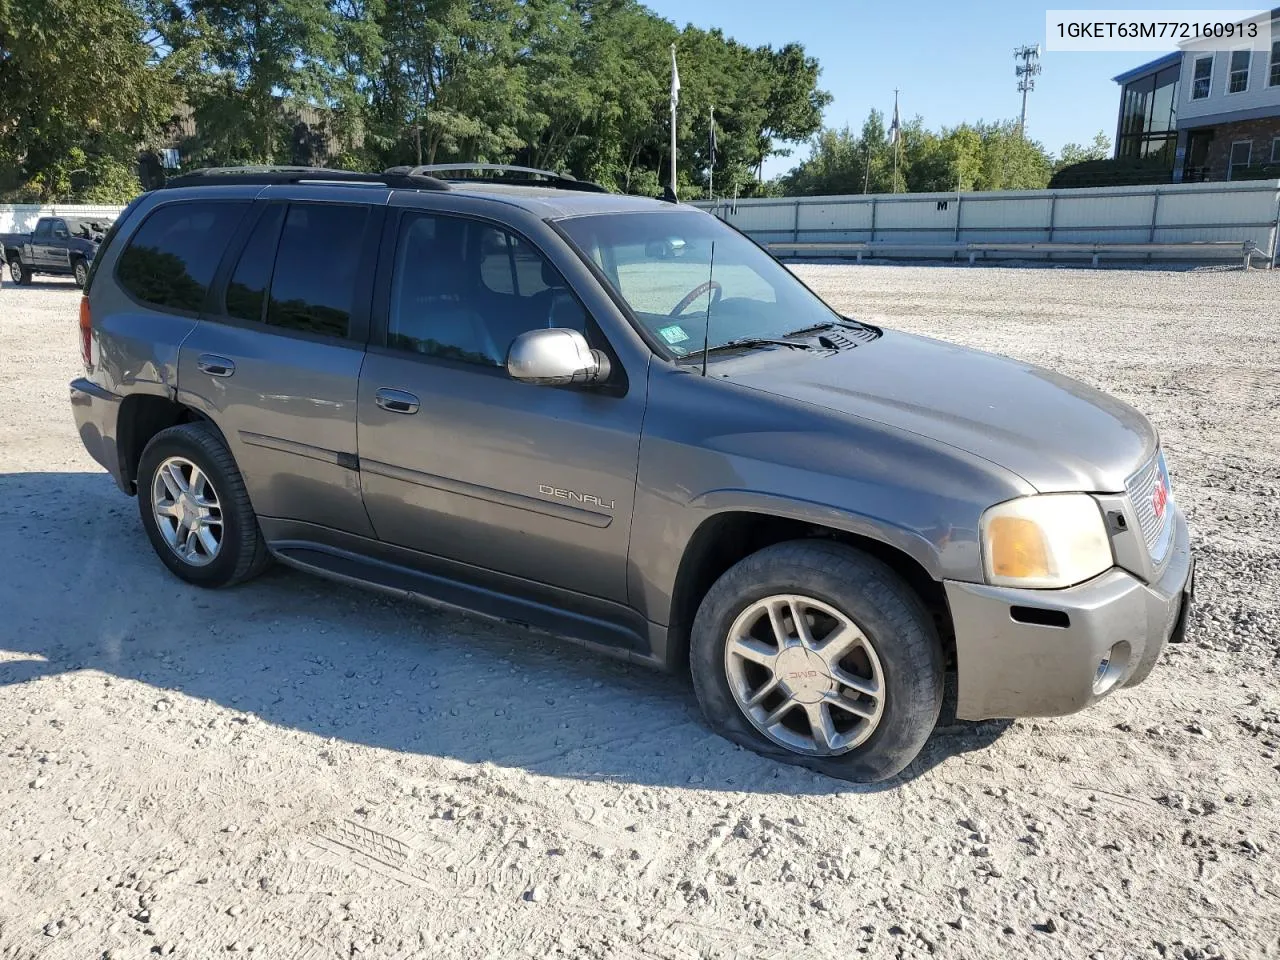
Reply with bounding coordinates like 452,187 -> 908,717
159,165 -> 683,220
438,183 -> 677,219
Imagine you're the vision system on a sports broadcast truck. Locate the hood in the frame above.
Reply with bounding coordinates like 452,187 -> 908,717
727,330 -> 1156,493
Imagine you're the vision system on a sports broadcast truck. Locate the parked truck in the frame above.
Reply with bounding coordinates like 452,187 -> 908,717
2,216 -> 113,288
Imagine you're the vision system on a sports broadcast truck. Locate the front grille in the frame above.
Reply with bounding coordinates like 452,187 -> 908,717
1125,449 -> 1174,564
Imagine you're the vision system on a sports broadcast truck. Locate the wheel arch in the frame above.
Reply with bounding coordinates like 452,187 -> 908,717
116,394 -> 228,494
665,508 -> 955,674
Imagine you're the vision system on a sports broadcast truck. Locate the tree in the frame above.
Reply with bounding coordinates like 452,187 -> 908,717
1055,131 -> 1111,170
0,0 -> 171,200
781,111 -> 1056,196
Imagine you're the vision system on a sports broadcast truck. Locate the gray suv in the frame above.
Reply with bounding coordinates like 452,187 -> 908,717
70,165 -> 1194,782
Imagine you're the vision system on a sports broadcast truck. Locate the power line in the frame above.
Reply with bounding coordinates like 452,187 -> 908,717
1014,44 -> 1041,134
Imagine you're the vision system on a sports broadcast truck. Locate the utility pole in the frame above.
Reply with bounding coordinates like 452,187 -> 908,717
1014,44 -> 1042,134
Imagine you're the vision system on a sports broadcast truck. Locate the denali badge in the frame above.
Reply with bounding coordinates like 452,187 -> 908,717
538,484 -> 615,511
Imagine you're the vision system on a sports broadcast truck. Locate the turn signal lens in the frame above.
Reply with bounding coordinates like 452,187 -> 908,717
986,516 -> 1051,580
78,296 -> 92,369
980,494 -> 1113,589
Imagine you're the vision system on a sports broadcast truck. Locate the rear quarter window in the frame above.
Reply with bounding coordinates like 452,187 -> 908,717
116,201 -> 250,313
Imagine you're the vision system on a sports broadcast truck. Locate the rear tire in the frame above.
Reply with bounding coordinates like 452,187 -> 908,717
689,540 -> 944,783
136,421 -> 271,588
10,257 -> 31,285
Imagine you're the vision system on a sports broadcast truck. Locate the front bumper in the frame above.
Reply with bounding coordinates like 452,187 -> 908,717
945,505 -> 1193,721
70,378 -> 129,493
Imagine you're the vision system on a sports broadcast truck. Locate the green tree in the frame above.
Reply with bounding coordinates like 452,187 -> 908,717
0,0 -> 171,200
781,112 -> 1055,196
1055,131 -> 1111,170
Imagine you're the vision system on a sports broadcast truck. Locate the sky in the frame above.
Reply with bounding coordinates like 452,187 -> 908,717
640,0 -> 1257,178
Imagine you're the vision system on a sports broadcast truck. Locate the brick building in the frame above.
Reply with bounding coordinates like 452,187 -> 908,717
1113,9 -> 1280,181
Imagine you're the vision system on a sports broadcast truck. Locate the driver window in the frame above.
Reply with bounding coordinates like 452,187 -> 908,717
387,213 -> 589,367
34,220 -> 52,239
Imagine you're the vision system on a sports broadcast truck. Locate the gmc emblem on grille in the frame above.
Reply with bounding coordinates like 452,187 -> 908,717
1152,475 -> 1168,519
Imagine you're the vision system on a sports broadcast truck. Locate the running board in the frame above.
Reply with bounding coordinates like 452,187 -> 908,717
270,541 -> 665,669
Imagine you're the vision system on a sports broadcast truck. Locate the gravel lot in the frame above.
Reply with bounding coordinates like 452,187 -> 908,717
2,264 -> 1278,960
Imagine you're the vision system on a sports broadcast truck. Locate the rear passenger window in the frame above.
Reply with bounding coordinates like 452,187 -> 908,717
117,202 -> 249,313
225,205 -> 284,323
265,203 -> 368,338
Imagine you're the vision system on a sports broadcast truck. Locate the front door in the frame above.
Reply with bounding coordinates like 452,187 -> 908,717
29,219 -> 57,268
356,209 -> 646,605
177,196 -> 384,538
1185,130 -> 1213,181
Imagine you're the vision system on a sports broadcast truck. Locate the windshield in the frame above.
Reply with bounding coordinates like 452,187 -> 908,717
557,210 -> 840,357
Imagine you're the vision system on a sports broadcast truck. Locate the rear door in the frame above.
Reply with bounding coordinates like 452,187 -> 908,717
177,190 -> 385,537
355,205 -> 647,605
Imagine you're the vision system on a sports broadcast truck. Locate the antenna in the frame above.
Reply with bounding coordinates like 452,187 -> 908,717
1014,44 -> 1042,134
700,241 -> 716,377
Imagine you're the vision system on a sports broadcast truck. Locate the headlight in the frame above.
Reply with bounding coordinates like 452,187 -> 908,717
980,494 -> 1113,589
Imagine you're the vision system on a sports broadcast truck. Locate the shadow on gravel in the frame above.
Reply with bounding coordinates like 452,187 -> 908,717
0,471 -> 1011,794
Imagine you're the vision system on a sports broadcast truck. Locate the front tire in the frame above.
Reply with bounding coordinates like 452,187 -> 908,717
136,422 -> 270,588
72,257 -> 88,288
690,540 -> 944,783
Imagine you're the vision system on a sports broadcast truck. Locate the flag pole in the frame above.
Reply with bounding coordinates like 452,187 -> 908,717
670,43 -> 679,200
892,88 -> 900,194
708,105 -> 714,200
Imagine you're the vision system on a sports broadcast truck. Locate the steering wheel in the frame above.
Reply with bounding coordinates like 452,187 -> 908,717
670,280 -> 723,317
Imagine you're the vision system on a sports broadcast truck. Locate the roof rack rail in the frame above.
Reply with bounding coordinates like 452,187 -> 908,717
162,166 -> 450,191
386,163 -> 609,194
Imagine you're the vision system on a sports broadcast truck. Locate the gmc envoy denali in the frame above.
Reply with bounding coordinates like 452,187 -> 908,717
70,165 -> 1194,782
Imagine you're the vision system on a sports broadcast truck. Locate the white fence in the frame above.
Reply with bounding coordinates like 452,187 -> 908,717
695,179 -> 1280,264
0,204 -> 126,235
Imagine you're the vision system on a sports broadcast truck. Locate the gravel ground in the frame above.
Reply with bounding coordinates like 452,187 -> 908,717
1,265 -> 1278,960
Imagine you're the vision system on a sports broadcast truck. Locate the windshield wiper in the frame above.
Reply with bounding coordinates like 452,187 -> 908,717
697,336 -> 814,356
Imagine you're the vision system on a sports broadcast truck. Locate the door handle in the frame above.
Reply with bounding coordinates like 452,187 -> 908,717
375,388 -> 420,415
197,354 -> 235,378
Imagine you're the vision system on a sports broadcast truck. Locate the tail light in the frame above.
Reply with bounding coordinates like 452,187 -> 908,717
78,296 -> 92,369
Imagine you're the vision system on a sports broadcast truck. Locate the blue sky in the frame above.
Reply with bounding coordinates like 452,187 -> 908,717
641,0 -> 1254,177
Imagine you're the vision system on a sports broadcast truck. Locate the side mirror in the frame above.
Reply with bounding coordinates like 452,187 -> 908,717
644,236 -> 686,259
507,328 -> 611,386
54,230 -> 68,239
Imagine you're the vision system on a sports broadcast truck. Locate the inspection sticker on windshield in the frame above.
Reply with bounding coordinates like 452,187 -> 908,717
658,324 -> 690,345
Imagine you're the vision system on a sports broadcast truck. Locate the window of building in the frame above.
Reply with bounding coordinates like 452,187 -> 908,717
1227,50 -> 1251,94
1271,40 -> 1280,86
1228,141 -> 1252,179
225,205 -> 285,323
1191,55 -> 1213,99
1271,137 -> 1280,164
387,213 -> 588,367
116,202 -> 249,313
264,203 -> 369,338
1117,65 -> 1179,165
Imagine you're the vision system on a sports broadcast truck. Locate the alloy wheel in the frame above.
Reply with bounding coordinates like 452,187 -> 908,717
724,593 -> 885,756
150,456 -> 224,567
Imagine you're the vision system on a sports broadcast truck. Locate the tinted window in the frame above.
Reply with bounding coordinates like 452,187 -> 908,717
265,203 -> 368,338
387,213 -> 588,367
34,220 -> 52,239
117,202 -> 249,312
225,205 -> 284,323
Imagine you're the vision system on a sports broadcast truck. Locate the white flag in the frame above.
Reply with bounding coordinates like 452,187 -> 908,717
670,44 -> 681,108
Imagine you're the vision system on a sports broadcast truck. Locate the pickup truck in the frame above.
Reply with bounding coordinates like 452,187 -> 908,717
2,216 -> 112,288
